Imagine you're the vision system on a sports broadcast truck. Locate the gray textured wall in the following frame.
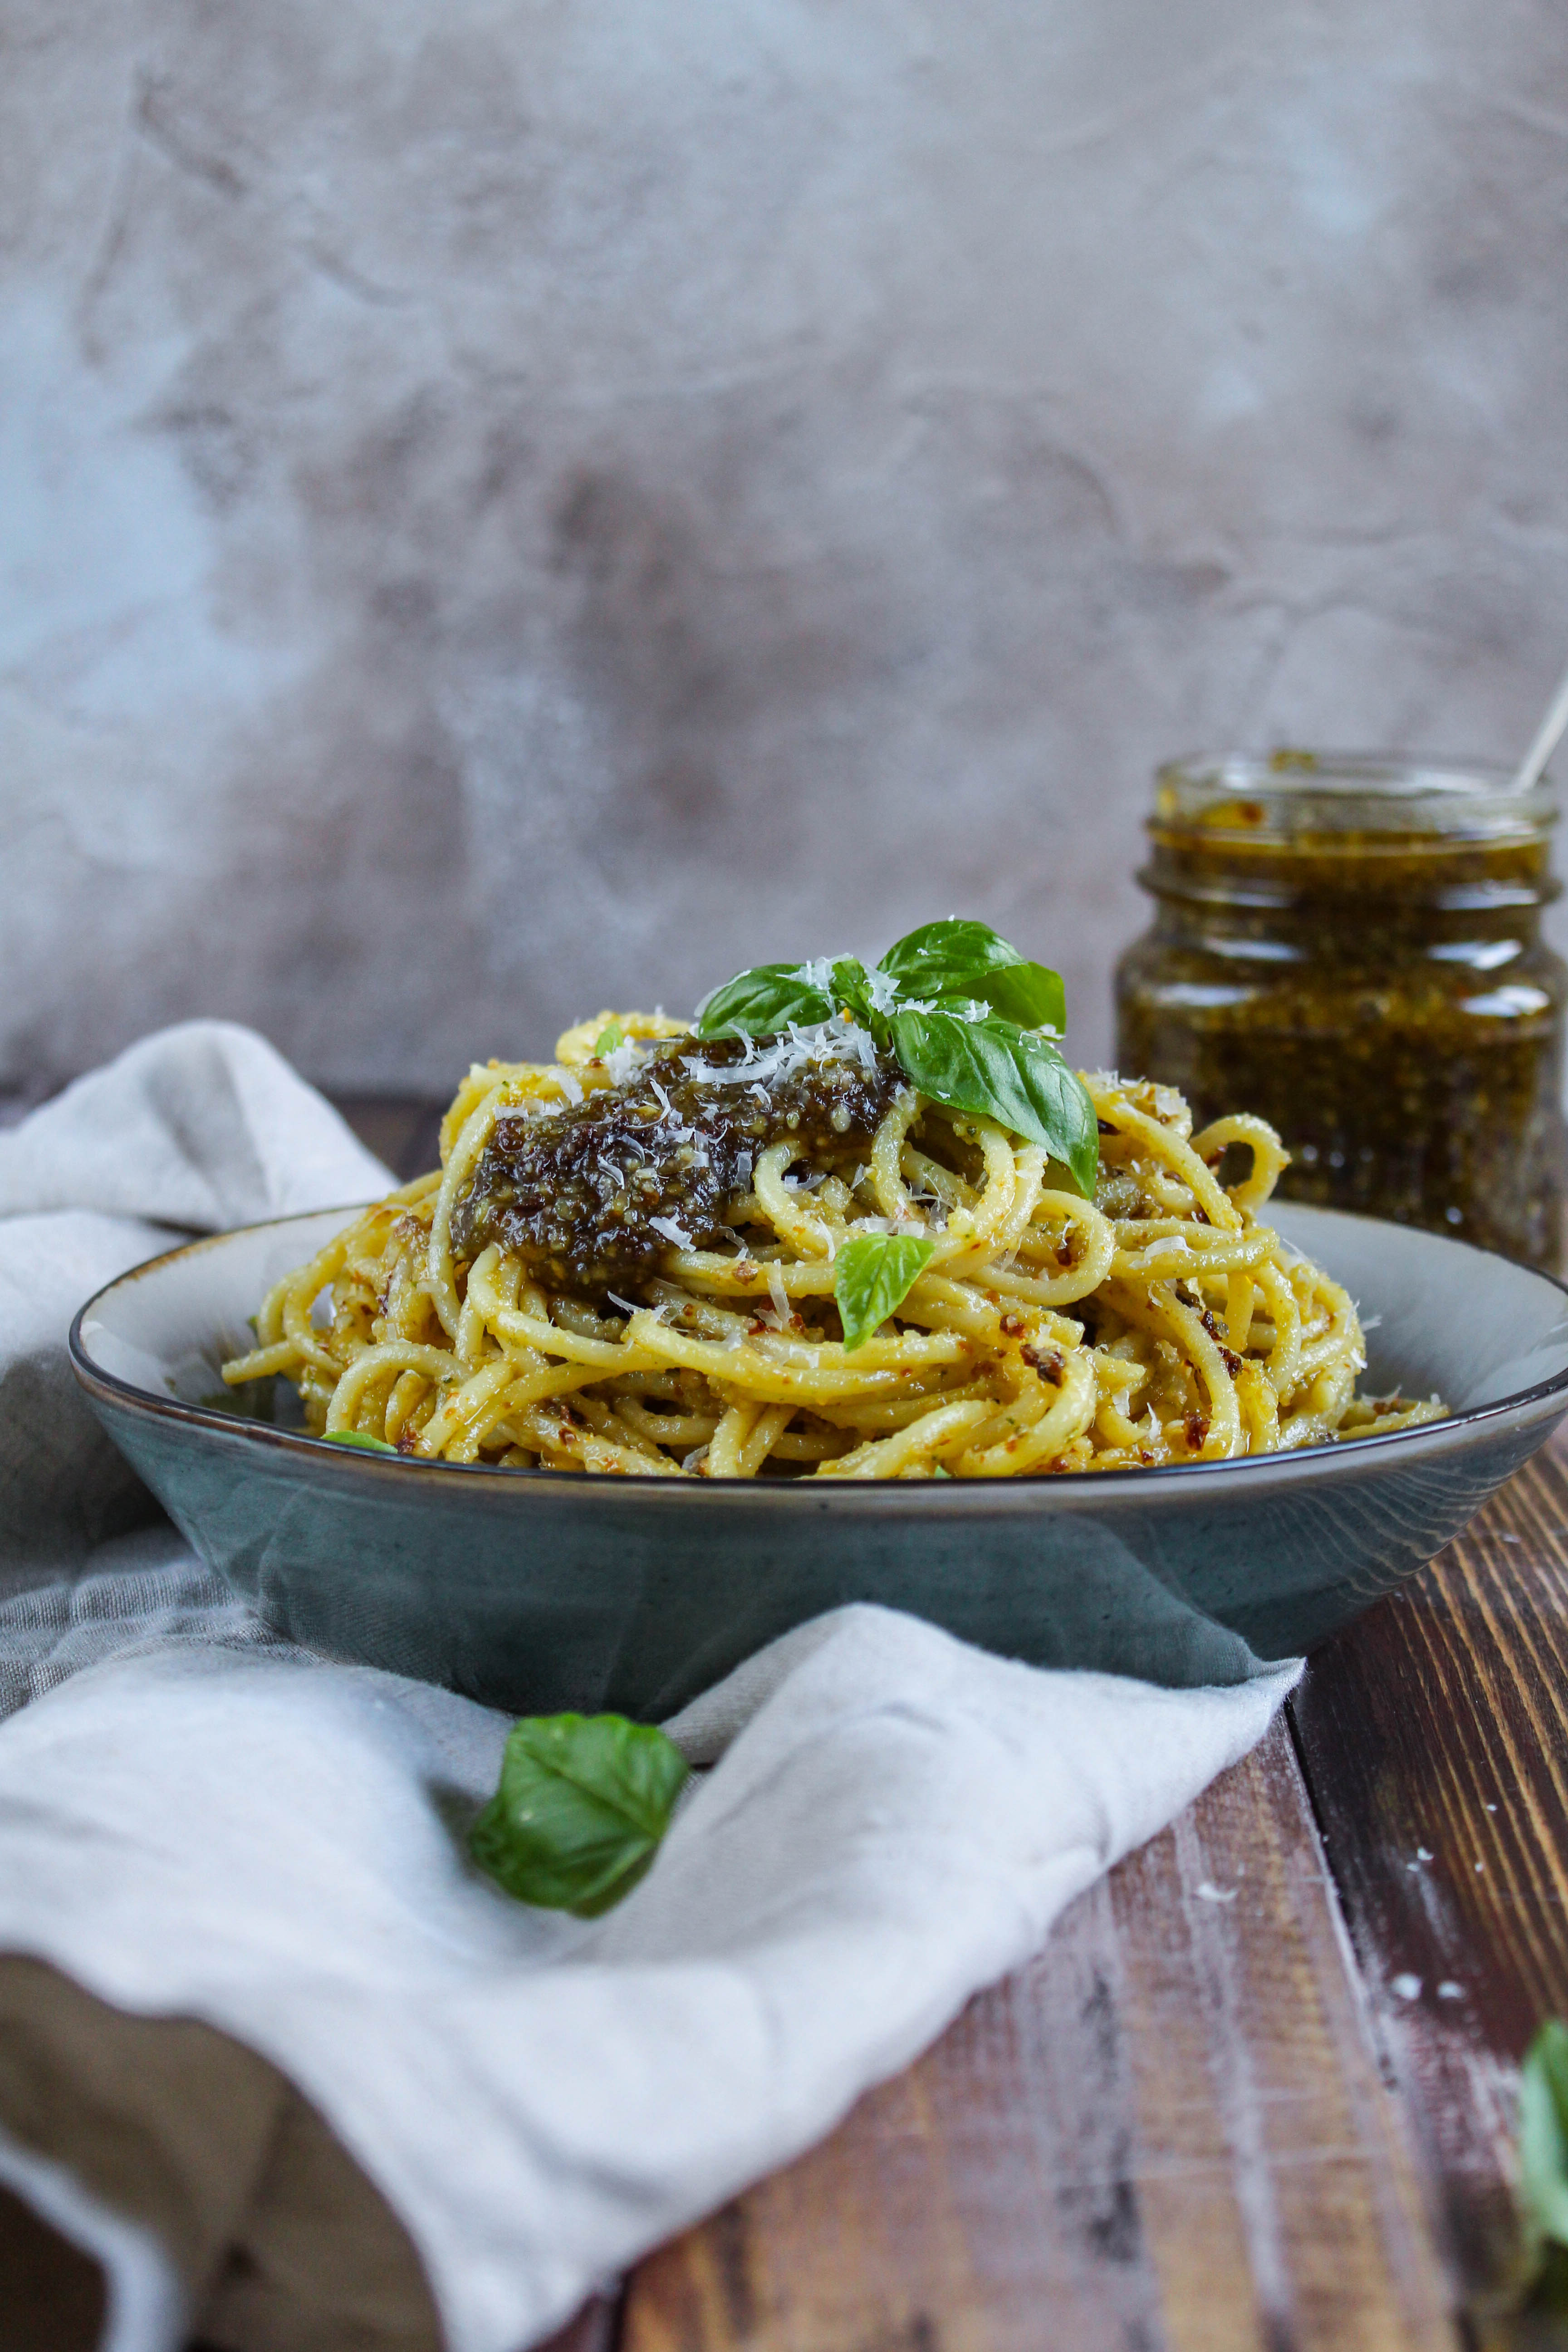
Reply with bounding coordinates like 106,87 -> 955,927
5,0 -> 1568,1095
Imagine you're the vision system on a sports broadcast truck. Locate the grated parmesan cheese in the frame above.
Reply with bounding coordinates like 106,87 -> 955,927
791,956 -> 838,994
682,1016 -> 886,1095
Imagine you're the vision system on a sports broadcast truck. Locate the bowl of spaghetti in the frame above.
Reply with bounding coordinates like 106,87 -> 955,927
70,924 -> 1568,1715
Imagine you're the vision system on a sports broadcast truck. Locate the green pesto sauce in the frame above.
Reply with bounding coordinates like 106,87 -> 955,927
1114,809 -> 1568,1268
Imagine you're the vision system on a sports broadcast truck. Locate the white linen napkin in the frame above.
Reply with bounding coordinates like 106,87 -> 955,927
0,1020 -> 390,1583
0,1022 -> 1299,2352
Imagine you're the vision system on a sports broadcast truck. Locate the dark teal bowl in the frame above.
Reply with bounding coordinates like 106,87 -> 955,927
70,1205 -> 1568,1712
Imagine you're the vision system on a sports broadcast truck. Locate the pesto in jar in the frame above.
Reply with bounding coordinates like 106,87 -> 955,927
1114,755 -> 1568,1268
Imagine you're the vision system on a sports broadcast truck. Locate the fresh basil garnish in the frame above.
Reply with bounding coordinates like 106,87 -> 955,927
696,955 -> 887,1045
323,1429 -> 398,1454
891,1009 -> 1098,1198
594,1020 -> 627,1054
828,956 -> 882,1038
470,1712 -> 690,1917
877,919 -> 1065,1035
834,1232 -> 937,1352
692,919 -> 1096,1195
695,961 -> 838,1039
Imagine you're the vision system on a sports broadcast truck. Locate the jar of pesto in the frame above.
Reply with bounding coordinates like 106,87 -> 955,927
1114,754 -> 1568,1267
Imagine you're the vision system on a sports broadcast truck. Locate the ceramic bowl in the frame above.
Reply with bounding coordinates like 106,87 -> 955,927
69,1204 -> 1568,1714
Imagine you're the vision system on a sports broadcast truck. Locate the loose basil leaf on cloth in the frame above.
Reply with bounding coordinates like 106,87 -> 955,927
470,1713 -> 690,1917
877,920 -> 1066,1035
891,1009 -> 1099,1198
1519,2020 -> 1568,2266
323,1430 -> 398,1453
834,1231 -> 937,1352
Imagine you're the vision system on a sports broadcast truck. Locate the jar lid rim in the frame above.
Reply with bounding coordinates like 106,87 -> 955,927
1156,751 -> 1556,836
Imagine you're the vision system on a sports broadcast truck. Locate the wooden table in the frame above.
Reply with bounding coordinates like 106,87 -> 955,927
344,1099 -> 1568,2352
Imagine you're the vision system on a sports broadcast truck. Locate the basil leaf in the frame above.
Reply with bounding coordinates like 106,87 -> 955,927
1520,2022 -> 1568,2263
960,960 -> 1066,1034
878,921 -> 1065,1034
323,1429 -> 398,1454
890,1009 -> 1098,1197
593,1020 -> 626,1054
470,1712 -> 690,1917
834,1231 -> 936,1351
829,957 -> 886,1041
694,962 -> 837,1039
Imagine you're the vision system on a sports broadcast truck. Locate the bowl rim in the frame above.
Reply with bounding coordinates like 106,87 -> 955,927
68,1200 -> 1568,1504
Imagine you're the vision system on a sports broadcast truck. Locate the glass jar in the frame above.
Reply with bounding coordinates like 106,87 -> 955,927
1114,753 -> 1568,1268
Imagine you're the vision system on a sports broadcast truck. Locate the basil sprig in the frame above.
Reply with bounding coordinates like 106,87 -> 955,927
695,919 -> 1097,1196
834,1232 -> 937,1351
694,961 -> 838,1036
877,920 -> 1066,1034
470,1712 -> 690,1917
890,1008 -> 1097,1191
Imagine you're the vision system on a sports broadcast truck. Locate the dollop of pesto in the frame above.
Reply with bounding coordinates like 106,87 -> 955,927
452,1034 -> 903,1299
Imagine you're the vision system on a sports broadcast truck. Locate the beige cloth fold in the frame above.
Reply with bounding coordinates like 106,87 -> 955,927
0,1955 -> 439,2352
0,1022 -> 428,2343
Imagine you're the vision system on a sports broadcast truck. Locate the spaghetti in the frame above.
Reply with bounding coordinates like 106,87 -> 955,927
223,1009 -> 1446,1478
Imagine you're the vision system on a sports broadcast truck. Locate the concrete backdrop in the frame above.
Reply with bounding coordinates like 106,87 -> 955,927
4,0 -> 1568,1096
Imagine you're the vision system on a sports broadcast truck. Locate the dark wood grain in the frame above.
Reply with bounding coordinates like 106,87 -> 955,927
1291,1425 -> 1568,2324
620,1719 -> 1454,2352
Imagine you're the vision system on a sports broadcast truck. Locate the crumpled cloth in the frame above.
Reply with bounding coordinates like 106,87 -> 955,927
0,1023 -> 1299,2352
0,1020 -> 390,1583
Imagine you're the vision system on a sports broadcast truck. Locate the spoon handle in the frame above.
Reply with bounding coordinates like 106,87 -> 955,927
1512,655 -> 1568,795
